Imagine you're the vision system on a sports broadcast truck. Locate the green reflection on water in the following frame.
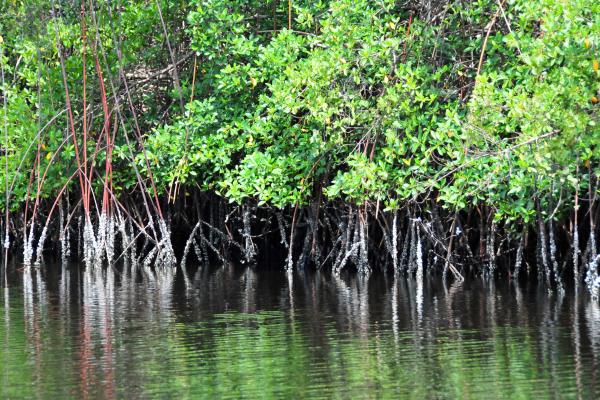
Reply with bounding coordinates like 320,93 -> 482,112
128,315 -> 582,399
1,289 -> 79,399
0,270 -> 596,399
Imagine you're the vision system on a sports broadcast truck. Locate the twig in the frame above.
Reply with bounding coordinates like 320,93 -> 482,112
476,0 -> 506,77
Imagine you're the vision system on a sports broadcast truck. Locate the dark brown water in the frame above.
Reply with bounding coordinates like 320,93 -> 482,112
1,263 -> 599,399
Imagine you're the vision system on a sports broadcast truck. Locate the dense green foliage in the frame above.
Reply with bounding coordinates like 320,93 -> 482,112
1,0 -> 599,226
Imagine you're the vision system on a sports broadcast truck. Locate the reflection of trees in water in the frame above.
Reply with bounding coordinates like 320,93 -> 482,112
7,265 -> 600,398
332,274 -> 370,336
22,267 -> 47,399
572,289 -> 584,400
76,263 -> 178,399
585,297 -> 600,393
80,266 -> 114,399
538,287 -> 564,397
241,267 -> 257,314
585,297 -> 600,350
2,286 -> 8,396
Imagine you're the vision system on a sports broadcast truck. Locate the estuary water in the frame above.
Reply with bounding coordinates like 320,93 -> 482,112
1,263 -> 599,399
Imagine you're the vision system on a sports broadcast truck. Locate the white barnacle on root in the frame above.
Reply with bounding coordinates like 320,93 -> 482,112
486,222 -> 496,273
127,218 -> 137,264
399,219 -> 412,273
83,218 -> 97,267
358,213 -> 370,275
59,199 -> 70,264
408,219 -> 418,274
33,223 -> 48,266
586,254 -> 600,299
549,220 -> 563,290
2,231 -> 9,250
416,226 -> 424,281
242,207 -> 256,264
193,238 -> 205,266
154,218 -> 176,268
143,246 -> 158,269
117,214 -> 129,262
96,213 -> 116,265
106,217 -> 115,264
513,233 -> 525,280
23,222 -> 35,267
415,227 -> 424,319
181,220 -> 201,269
537,220 -> 551,283
96,213 -> 108,264
276,212 -> 289,247
392,210 -> 399,273
2,233 -> 9,258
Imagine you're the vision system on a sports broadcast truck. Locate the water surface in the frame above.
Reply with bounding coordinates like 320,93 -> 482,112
1,264 -> 599,399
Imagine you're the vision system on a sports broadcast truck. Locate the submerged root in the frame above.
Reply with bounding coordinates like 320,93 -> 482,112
23,222 -> 35,267
358,211 -> 370,275
198,235 -> 226,263
334,242 -> 360,276
242,206 -> 256,264
181,223 -> 198,268
127,218 -> 137,263
538,219 -> 551,284
486,222 -> 496,274
573,221 -> 580,284
513,231 -> 526,280
143,246 -> 158,268
392,210 -> 399,272
2,225 -> 9,253
276,212 -> 289,247
59,199 -> 70,264
192,238 -> 205,266
333,208 -> 361,275
408,219 -> 418,274
155,219 -> 177,268
106,215 -> 115,264
415,227 -> 424,316
116,214 -> 129,263
399,218 -> 412,273
296,230 -> 312,270
308,210 -> 321,266
181,220 -> 202,268
331,213 -> 349,273
83,218 -> 97,267
33,223 -> 48,266
96,213 -> 108,264
549,220 -> 563,290
589,229 -> 598,261
9,195 -> 599,288
586,254 -> 600,299
586,230 -> 599,297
